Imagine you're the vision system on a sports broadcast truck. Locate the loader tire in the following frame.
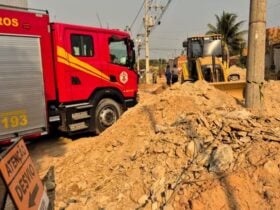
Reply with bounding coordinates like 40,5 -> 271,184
94,98 -> 123,134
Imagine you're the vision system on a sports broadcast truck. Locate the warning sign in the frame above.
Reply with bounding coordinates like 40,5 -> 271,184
0,139 -> 49,210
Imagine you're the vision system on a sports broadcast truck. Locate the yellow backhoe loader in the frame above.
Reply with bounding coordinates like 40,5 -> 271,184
181,35 -> 245,99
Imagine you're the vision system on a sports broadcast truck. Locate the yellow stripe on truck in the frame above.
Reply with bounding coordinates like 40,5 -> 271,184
57,46 -> 110,81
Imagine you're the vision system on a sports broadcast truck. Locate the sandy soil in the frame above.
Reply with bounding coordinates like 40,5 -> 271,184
28,78 -> 280,210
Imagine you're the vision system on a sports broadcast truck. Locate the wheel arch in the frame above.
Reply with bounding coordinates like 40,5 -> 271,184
89,87 -> 126,109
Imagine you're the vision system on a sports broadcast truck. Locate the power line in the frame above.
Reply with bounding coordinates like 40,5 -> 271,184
149,0 -> 172,34
150,48 -> 182,51
129,0 -> 145,32
268,1 -> 280,10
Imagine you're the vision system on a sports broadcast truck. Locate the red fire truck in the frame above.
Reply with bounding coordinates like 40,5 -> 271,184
0,5 -> 138,144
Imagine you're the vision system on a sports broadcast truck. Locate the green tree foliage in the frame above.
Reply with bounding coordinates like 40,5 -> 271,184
206,11 -> 247,55
139,59 -> 167,69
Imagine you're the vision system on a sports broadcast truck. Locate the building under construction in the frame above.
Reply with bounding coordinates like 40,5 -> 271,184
265,27 -> 280,80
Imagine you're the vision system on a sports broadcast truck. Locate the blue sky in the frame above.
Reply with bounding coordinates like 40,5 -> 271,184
29,0 -> 280,59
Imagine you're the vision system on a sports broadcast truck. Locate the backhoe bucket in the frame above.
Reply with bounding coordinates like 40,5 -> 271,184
211,81 -> 246,99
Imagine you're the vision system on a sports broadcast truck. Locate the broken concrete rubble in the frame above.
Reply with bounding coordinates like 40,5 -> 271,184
29,80 -> 280,210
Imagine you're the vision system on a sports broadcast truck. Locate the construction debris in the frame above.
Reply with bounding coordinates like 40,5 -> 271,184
30,80 -> 280,210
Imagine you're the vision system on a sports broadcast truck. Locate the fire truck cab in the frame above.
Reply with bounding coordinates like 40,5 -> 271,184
0,5 -> 138,143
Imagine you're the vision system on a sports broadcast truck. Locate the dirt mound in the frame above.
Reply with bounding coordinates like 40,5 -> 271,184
264,80 -> 280,117
33,80 -> 280,210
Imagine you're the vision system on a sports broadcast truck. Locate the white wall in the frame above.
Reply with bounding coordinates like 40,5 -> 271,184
0,0 -> 27,8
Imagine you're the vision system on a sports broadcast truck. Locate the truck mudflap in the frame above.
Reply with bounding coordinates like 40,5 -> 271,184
0,35 -> 47,142
211,81 -> 246,99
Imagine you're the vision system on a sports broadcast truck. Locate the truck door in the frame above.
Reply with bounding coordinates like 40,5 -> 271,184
64,29 -> 106,101
107,36 -> 137,92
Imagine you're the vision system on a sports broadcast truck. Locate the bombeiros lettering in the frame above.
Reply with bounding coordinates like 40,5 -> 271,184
0,17 -> 19,27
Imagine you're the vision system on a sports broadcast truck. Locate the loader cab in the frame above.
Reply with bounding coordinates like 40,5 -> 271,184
183,35 -> 225,82
201,64 -> 225,82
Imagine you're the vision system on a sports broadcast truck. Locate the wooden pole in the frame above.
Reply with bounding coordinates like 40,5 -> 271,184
245,0 -> 267,112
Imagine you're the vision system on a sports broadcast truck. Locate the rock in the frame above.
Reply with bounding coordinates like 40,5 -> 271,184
152,166 -> 166,179
153,144 -> 164,153
165,189 -> 174,201
130,181 -> 146,203
164,204 -> 175,210
152,202 -> 158,210
263,134 -> 280,142
74,155 -> 84,164
197,126 -> 212,138
239,136 -> 251,144
65,202 -> 81,210
209,145 -> 234,173
247,151 -> 263,166
67,197 -> 79,204
263,190 -> 274,201
69,183 -> 80,194
213,120 -> 223,129
179,196 -> 189,206
129,151 -> 138,161
45,181 -> 56,191
198,113 -> 210,128
155,124 -> 168,134
58,201 -> 67,210
264,160 -> 280,176
78,181 -> 87,191
80,197 -> 89,205
203,136 -> 214,144
175,147 -> 185,158
70,177 -> 80,183
138,194 -> 149,205
138,131 -> 146,137
229,123 -> 250,132
112,139 -> 123,147
151,177 -> 165,196
223,126 -> 231,133
195,152 -> 211,167
106,146 -> 113,152
186,141 -> 196,159
226,110 -> 251,120
237,131 -> 247,137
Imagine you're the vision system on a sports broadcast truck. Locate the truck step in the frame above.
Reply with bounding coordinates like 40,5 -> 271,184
49,115 -> 60,122
71,111 -> 91,121
76,104 -> 93,110
64,102 -> 93,109
69,122 -> 88,132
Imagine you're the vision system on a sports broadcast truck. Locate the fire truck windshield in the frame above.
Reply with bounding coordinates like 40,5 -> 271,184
109,38 -> 129,66
109,37 -> 135,69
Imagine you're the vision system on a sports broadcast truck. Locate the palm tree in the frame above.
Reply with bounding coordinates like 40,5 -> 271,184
206,11 -> 247,55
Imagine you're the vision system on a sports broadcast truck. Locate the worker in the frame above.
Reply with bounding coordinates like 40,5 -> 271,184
165,65 -> 172,86
171,64 -> 179,84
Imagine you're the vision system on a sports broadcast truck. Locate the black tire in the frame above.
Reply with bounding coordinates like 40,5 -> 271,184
94,98 -> 123,134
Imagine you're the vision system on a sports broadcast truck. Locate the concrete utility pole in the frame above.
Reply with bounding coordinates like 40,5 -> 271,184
144,0 -> 151,83
142,0 -> 172,84
246,0 -> 267,112
135,35 -> 142,73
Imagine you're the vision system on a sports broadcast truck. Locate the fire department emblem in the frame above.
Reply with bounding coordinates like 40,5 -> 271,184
120,71 -> 128,84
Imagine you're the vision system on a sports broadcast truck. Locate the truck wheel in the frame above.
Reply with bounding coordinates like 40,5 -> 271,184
94,98 -> 123,134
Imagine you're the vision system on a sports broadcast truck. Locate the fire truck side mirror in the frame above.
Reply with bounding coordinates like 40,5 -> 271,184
131,50 -> 136,69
